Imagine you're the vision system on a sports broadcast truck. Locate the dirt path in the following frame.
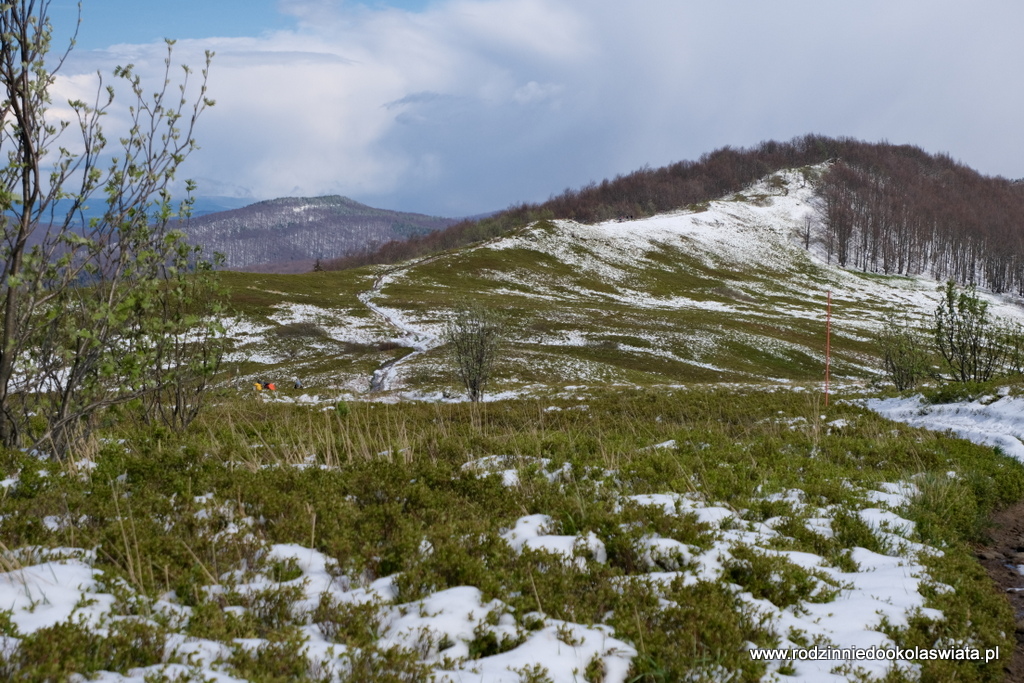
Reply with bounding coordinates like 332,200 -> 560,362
358,258 -> 443,393
978,500 -> 1024,681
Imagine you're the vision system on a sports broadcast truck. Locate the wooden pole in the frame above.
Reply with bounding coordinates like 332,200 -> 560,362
825,290 -> 832,407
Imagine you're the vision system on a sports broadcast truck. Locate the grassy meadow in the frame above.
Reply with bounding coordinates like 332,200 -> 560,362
2,384 -> 1023,681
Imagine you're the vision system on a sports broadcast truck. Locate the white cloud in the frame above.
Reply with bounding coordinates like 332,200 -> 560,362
43,0 -> 1024,216
513,81 -> 563,105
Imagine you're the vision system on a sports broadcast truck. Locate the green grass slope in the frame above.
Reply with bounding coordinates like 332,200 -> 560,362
220,167 -> 1024,400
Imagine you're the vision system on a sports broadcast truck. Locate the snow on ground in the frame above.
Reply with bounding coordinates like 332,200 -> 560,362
0,549 -> 115,634
484,171 -> 822,313
273,303 -> 383,345
223,302 -> 392,371
358,266 -> 446,391
459,457 -> 939,682
0,454 -> 945,682
865,393 -> 1024,462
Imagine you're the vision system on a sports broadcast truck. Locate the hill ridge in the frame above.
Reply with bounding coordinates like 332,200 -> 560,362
324,136 -> 1024,299
220,165 -> 1024,398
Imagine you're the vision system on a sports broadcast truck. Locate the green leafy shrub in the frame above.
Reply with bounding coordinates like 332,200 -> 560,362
722,545 -> 842,608
4,619 -> 166,680
876,315 -> 931,390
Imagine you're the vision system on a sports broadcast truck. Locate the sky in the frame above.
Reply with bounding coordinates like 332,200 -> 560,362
40,0 -> 1024,217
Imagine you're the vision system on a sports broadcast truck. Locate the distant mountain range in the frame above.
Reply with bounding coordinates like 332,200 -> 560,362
49,195 -> 253,222
37,195 -> 457,273
178,196 -> 458,273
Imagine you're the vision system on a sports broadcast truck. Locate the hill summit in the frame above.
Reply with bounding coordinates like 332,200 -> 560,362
326,136 -> 1024,301
182,195 -> 458,272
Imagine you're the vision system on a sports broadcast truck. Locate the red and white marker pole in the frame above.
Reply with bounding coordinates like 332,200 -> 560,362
825,290 -> 832,407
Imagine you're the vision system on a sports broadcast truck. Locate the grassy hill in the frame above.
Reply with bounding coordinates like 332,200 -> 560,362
219,166 -> 1024,399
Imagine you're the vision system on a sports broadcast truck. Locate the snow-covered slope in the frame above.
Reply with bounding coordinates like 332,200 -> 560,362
224,168 -> 1024,397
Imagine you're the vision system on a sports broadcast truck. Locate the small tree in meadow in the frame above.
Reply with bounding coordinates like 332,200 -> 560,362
444,303 -> 506,402
876,316 -> 931,390
933,281 -> 1005,383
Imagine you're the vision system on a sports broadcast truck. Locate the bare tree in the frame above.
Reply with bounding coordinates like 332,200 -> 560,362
0,2 -> 217,454
444,303 -> 506,402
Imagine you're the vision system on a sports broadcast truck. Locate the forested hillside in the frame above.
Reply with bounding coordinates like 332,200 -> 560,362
817,149 -> 1024,293
326,136 -> 1024,297
182,195 -> 457,271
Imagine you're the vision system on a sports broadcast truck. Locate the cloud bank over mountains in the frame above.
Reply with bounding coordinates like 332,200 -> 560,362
50,0 -> 1024,216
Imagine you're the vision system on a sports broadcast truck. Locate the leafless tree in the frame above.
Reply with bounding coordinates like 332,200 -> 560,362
444,303 -> 506,402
